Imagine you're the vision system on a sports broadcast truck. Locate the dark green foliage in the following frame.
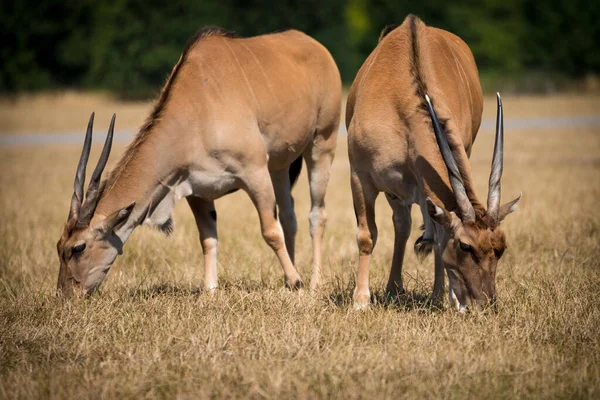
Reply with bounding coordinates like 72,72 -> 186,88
1,0 -> 598,96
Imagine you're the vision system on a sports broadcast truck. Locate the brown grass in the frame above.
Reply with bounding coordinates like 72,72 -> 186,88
1,91 -> 600,134
1,95 -> 599,398
0,92 -> 151,134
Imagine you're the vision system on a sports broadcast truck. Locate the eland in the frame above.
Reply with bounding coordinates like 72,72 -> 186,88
56,27 -> 341,297
346,15 -> 521,310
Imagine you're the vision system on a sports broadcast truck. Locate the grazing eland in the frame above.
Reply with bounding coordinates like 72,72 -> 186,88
346,15 -> 521,310
56,27 -> 341,297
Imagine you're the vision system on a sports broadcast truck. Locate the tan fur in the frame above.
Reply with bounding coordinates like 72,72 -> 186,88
346,15 -> 519,309
102,28 -> 238,195
57,28 -> 341,296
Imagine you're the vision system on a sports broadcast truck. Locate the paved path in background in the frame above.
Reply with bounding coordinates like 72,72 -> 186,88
1,115 -> 600,147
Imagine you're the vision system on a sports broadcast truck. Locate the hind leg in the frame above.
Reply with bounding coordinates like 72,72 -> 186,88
186,197 -> 219,290
304,129 -> 337,292
351,170 -> 379,309
271,167 -> 297,263
242,166 -> 303,289
384,194 -> 411,296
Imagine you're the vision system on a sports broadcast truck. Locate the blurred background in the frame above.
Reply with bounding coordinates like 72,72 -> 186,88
1,0 -> 599,99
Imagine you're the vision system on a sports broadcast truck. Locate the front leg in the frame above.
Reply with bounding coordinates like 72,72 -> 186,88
351,170 -> 379,309
432,246 -> 445,305
243,167 -> 303,289
186,197 -> 219,291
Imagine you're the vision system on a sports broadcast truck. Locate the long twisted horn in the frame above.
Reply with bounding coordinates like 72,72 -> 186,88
425,94 -> 476,222
487,93 -> 504,221
68,112 -> 94,221
78,114 -> 116,224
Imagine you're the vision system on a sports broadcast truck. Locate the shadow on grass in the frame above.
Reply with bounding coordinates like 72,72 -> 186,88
129,283 -> 202,299
128,279 -> 280,299
128,281 -> 445,313
328,286 -> 445,313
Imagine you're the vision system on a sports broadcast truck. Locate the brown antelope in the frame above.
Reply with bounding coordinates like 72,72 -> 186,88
56,27 -> 341,297
346,15 -> 521,310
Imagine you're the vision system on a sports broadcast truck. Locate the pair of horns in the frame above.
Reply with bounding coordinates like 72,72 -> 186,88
68,113 -> 115,224
425,93 -> 504,222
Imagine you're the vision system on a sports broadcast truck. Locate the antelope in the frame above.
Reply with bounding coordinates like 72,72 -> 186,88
56,27 -> 341,297
346,15 -> 521,311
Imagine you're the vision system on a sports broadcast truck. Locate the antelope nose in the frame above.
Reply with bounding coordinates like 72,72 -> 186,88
57,281 -> 75,298
471,297 -> 497,313
57,277 -> 81,298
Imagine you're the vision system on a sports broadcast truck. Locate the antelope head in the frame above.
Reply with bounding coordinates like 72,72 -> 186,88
425,94 -> 521,312
56,113 -> 135,297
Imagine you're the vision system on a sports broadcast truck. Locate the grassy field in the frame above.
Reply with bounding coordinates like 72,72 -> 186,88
1,94 -> 599,398
2,91 -> 600,134
0,92 -> 150,134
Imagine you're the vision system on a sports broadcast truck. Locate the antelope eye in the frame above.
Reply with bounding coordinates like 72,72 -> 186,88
459,241 -> 473,252
72,243 -> 86,254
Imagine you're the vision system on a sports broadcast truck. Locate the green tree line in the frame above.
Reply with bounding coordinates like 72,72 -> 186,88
1,0 -> 598,96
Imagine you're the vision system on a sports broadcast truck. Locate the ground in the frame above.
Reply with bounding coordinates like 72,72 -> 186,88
0,93 -> 599,398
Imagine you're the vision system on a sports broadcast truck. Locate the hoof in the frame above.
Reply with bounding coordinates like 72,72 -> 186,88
385,288 -> 405,305
385,285 -> 405,297
353,292 -> 371,310
427,293 -> 445,309
285,278 -> 304,291
309,279 -> 320,293
353,300 -> 371,311
204,283 -> 218,294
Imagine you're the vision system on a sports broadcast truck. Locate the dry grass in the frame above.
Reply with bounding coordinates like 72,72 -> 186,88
0,92 -> 151,134
2,91 -> 600,134
1,95 -> 600,399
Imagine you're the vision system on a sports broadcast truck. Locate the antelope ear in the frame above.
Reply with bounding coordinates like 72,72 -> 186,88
94,202 -> 135,236
426,197 -> 453,228
497,193 -> 522,222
